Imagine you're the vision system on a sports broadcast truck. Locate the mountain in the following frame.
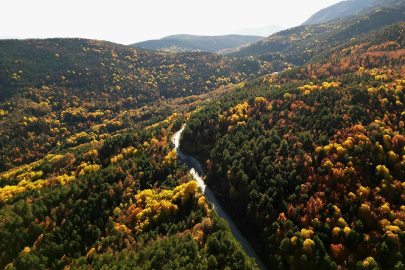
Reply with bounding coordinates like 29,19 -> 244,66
302,0 -> 379,25
231,5 -> 405,66
302,0 -> 405,25
236,25 -> 286,37
130,34 -> 263,53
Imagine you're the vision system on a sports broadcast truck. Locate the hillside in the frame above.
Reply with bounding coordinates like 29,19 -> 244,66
0,38 -> 264,101
302,0 -> 405,26
0,38 -> 278,171
0,38 -> 263,269
231,5 -> 405,67
181,20 -> 405,269
0,114 -> 257,269
131,34 -> 263,53
302,0 -> 378,25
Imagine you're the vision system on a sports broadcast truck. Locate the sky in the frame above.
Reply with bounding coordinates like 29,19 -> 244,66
1,0 -> 343,45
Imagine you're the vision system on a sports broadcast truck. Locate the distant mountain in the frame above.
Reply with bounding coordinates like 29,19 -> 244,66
236,25 -> 286,37
302,0 -> 405,25
302,0 -> 378,25
359,0 -> 405,13
130,34 -> 263,53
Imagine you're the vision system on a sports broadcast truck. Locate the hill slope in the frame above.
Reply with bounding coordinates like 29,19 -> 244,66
0,38 -> 265,269
0,113 -> 258,269
231,5 -> 405,67
302,0 -> 378,25
303,0 -> 405,26
0,38 -> 278,171
0,38 -> 259,101
181,19 -> 405,269
131,34 -> 263,53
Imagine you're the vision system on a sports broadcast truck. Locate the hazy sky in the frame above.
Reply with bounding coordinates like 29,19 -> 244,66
1,0 -> 342,44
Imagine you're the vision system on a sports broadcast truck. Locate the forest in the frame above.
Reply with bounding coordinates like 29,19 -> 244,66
0,115 -> 256,269
181,20 -> 405,269
1,2 -> 405,270
0,38 -> 265,269
0,38 -> 279,171
232,5 -> 405,67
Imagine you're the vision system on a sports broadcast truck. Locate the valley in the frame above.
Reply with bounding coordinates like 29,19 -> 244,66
1,0 -> 405,269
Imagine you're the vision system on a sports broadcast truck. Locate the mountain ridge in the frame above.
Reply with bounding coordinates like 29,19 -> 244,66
131,34 -> 263,53
302,0 -> 405,25
231,5 -> 405,67
302,0 -> 379,25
